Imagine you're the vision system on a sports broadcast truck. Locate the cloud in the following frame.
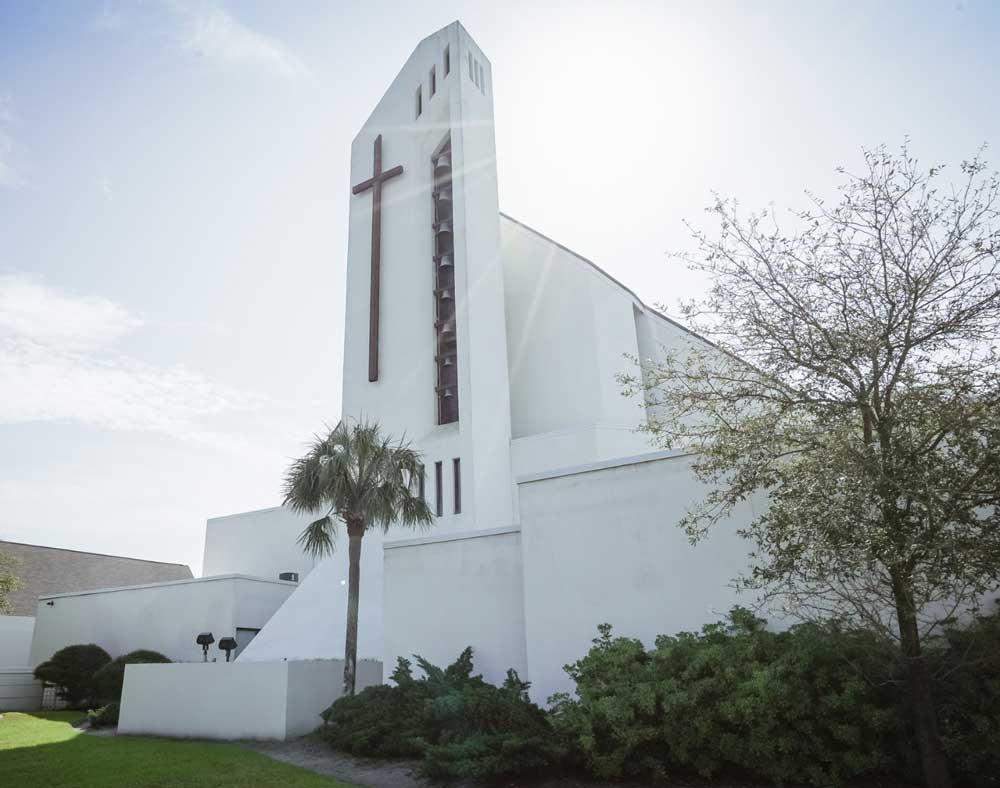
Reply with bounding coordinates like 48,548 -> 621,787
0,275 -> 141,349
0,275 -> 259,437
178,5 -> 309,80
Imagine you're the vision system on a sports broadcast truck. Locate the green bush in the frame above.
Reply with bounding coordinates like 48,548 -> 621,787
319,648 -> 561,779
550,610 -> 908,787
930,608 -> 1000,788
33,644 -> 111,709
552,608 -> 1000,788
87,702 -> 121,728
93,649 -> 171,705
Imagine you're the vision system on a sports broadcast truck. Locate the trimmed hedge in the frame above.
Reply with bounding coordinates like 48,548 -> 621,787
33,644 -> 111,709
93,649 -> 171,705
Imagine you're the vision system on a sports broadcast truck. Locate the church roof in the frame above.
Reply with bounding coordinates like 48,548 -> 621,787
0,540 -> 192,616
498,212 -> 717,349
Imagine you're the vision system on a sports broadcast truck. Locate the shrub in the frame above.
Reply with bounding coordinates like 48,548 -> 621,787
33,644 -> 111,709
320,648 -> 561,779
93,649 -> 171,705
87,702 -> 120,728
551,610 -> 909,787
930,608 -> 1000,788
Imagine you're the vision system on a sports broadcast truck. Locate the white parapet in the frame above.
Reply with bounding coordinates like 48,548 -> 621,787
118,658 -> 382,740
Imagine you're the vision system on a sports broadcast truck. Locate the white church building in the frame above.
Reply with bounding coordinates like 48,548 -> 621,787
13,22 -> 763,734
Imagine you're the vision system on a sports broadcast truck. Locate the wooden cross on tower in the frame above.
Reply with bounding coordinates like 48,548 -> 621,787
352,134 -> 404,382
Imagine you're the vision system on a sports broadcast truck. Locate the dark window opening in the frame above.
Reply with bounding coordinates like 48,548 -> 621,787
430,66 -> 436,97
453,458 -> 461,514
418,464 -> 425,499
444,46 -> 450,76
435,461 -> 443,516
415,86 -> 422,118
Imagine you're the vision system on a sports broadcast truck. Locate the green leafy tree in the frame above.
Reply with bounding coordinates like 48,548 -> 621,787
283,419 -> 433,696
0,550 -> 20,614
623,144 -> 1000,788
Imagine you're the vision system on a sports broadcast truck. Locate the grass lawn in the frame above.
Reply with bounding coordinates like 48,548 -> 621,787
0,711 -> 356,788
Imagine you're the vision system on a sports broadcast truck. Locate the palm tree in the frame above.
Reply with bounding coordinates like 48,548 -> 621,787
283,419 -> 434,696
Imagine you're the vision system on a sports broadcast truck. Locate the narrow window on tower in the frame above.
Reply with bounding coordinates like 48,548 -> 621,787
430,66 -> 436,97
415,85 -> 422,118
478,63 -> 485,94
418,463 -> 425,500
444,45 -> 450,76
468,51 -> 474,79
434,461 -> 443,517
453,458 -> 461,514
473,59 -> 480,88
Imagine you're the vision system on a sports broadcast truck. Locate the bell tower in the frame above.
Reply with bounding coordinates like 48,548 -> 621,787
341,22 -> 516,535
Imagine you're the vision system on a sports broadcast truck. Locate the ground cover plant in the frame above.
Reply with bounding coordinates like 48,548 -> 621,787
319,647 -> 561,779
0,711 -> 354,788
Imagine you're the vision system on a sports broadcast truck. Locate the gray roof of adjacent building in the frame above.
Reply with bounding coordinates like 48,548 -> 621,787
0,540 -> 192,616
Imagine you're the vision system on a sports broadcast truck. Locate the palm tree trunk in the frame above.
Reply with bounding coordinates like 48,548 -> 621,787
342,519 -> 364,697
892,572 -> 952,788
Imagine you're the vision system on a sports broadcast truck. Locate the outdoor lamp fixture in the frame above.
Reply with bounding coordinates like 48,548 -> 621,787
218,636 -> 238,663
196,632 -> 215,662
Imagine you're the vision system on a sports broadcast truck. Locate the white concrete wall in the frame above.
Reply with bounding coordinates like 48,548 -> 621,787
383,528 -> 526,686
0,615 -> 35,667
29,576 -> 295,666
0,668 -> 42,711
203,507 -> 319,581
517,452 -> 769,703
238,531 -> 386,663
118,658 -> 382,740
500,216 -> 652,465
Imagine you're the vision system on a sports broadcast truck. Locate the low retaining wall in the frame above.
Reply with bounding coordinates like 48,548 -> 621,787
0,669 -> 43,711
118,658 -> 382,740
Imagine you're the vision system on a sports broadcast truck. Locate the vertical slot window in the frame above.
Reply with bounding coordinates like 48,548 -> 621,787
435,461 -> 443,517
415,86 -> 422,118
473,59 -> 480,88
478,63 -> 485,93
418,464 -> 425,500
430,65 -> 436,97
444,45 -> 450,76
468,51 -> 474,79
453,458 -> 461,514
433,138 -> 458,424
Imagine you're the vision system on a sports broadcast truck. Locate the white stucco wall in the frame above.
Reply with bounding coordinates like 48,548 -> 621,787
500,216 -> 655,470
29,575 -> 295,666
237,531 -> 385,663
118,658 -> 382,740
517,451 -> 770,703
383,528 -> 527,686
0,669 -> 42,711
0,615 -> 35,667
202,506 -> 319,581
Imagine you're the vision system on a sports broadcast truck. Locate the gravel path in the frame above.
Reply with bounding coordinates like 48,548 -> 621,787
246,736 -> 436,788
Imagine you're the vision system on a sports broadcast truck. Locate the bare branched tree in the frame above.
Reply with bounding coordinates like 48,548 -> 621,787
622,144 -> 1000,788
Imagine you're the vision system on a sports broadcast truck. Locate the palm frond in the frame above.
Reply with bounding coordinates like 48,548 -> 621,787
297,515 -> 337,557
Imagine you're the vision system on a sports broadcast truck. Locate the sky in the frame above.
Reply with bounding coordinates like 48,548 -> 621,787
1,1 -> 998,574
